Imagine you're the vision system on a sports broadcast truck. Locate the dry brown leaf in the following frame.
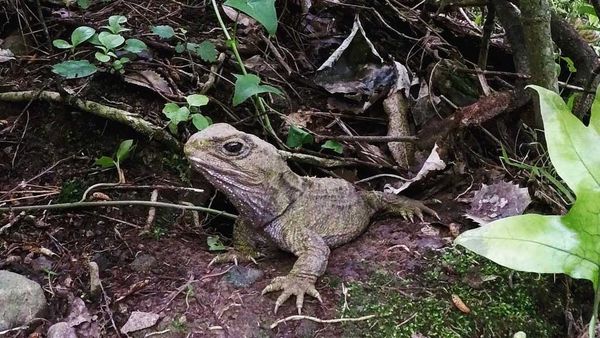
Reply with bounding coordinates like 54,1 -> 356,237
451,294 -> 471,314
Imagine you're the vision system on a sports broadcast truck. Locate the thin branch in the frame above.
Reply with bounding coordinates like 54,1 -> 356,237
314,134 -> 417,143
0,200 -> 237,219
270,314 -> 376,329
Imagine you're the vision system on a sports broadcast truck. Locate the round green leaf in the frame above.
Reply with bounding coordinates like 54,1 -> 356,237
186,94 -> 209,107
116,139 -> 134,162
223,0 -> 278,36
77,0 -> 90,8
98,32 -> 125,50
71,26 -> 96,47
151,25 -> 175,39
164,106 -> 191,126
233,73 -> 282,106
191,114 -> 211,131
95,51 -> 111,62
51,60 -> 97,79
95,156 -> 116,168
187,41 -> 218,63
321,140 -> 344,154
109,15 -> 127,26
162,102 -> 180,114
286,125 -> 314,148
52,39 -> 72,49
123,38 -> 148,54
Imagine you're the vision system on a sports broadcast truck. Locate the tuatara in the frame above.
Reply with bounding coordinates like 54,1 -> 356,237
184,123 -> 437,314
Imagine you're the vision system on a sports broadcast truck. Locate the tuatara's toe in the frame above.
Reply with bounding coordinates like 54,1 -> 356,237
262,274 -> 321,314
208,250 -> 257,267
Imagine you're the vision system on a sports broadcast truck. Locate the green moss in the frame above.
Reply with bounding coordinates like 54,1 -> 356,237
58,179 -> 85,203
341,247 -> 563,338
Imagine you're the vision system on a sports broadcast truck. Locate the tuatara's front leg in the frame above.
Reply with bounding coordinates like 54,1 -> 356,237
208,217 -> 261,267
262,226 -> 330,314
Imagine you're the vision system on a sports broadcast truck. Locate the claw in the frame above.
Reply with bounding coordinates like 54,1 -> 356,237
208,250 -> 257,268
262,274 -> 319,314
296,293 -> 304,314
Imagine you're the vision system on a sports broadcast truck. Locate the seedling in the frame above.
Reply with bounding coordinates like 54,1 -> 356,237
456,85 -> 600,338
163,94 -> 212,134
206,235 -> 227,251
52,15 -> 148,77
52,26 -> 95,51
101,15 -> 130,34
95,139 -> 135,183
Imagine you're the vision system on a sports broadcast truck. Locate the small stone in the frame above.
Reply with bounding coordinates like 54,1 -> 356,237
88,261 -> 101,297
30,256 -> 53,272
47,322 -> 77,338
0,270 -> 47,331
224,265 -> 264,288
129,254 -> 157,272
120,311 -> 160,334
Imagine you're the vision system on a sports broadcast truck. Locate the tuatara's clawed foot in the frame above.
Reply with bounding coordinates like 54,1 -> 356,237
397,200 -> 440,222
261,274 -> 322,314
208,250 -> 258,267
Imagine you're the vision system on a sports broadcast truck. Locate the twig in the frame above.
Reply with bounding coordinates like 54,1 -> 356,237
270,314 -> 376,329
314,134 -> 417,143
0,155 -> 85,201
478,5 -> 495,70
145,189 -> 159,230
0,211 -> 26,235
260,33 -> 293,75
0,200 -> 237,219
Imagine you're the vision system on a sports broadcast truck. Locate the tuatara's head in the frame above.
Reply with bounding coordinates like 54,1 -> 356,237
184,123 -> 297,221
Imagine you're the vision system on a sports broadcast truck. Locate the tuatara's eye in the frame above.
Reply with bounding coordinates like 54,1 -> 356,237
223,141 -> 244,154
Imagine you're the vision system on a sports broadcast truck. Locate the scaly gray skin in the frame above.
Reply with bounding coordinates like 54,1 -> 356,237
184,123 -> 437,314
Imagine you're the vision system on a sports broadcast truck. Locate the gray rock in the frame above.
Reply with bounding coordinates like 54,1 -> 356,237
224,265 -> 264,288
120,311 -> 160,334
0,270 -> 47,331
47,322 -> 77,338
129,254 -> 157,272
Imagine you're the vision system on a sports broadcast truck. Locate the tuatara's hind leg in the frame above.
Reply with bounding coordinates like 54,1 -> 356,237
364,191 -> 439,222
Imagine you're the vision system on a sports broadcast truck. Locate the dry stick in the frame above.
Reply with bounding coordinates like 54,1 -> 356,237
260,33 -> 293,75
478,5 -> 495,70
0,91 -> 180,150
0,155 -> 87,200
313,134 -> 417,143
0,200 -> 237,219
270,314 -> 376,329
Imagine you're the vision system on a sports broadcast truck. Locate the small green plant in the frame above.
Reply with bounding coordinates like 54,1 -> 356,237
95,139 -> 135,183
170,315 -> 188,333
52,26 -> 96,51
206,235 -> 227,251
286,125 -> 313,148
151,25 -> 219,63
152,225 -> 167,240
456,85 -> 600,338
162,94 -> 212,134
101,15 -> 130,34
286,125 -> 344,153
52,15 -> 147,77
321,139 -> 344,154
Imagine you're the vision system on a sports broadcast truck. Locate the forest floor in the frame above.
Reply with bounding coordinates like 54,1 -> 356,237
0,0 -> 592,337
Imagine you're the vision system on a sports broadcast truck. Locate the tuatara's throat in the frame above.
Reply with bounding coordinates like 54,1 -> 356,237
197,162 -> 306,226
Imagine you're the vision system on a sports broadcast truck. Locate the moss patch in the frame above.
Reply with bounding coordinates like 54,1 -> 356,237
340,247 -> 564,337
